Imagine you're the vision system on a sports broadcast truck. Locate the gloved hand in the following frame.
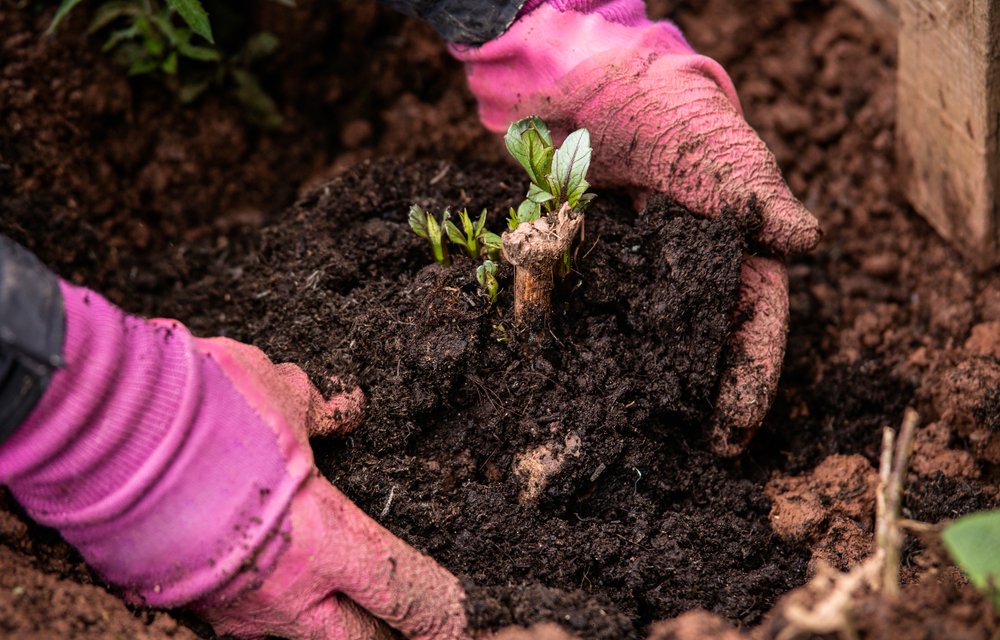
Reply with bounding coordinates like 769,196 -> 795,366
451,0 -> 821,455
0,281 -> 467,639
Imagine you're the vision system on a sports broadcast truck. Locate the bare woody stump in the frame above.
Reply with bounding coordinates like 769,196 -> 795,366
501,203 -> 583,335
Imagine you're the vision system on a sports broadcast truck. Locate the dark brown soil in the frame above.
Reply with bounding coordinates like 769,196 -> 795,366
2,0 -> 1000,638
165,156 -> 806,640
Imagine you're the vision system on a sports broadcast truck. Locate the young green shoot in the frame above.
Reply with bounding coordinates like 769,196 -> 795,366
504,116 -> 595,229
482,231 -> 503,261
501,116 -> 594,330
445,209 -> 489,260
409,205 -> 451,267
476,260 -> 500,304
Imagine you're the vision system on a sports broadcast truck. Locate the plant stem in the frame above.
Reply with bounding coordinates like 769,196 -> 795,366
876,407 -> 919,596
501,203 -> 582,332
513,267 -> 549,325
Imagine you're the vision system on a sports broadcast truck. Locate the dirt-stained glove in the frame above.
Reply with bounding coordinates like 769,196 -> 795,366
451,0 -> 821,454
0,281 -> 467,639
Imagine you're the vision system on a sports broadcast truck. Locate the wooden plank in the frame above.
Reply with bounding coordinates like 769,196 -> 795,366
897,0 -> 1000,267
844,0 -> 899,37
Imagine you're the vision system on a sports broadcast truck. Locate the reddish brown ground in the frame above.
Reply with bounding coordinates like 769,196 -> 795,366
1,0 -> 998,638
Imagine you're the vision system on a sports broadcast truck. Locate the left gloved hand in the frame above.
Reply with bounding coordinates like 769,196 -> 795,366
452,0 -> 821,454
0,280 -> 468,639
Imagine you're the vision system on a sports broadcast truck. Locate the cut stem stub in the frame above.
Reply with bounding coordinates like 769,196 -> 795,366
502,203 -> 583,331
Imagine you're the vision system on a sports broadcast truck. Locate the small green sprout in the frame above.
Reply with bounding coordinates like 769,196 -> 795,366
405,116 -> 593,325
482,231 -> 503,261
409,205 -> 451,266
502,116 -> 593,330
942,509 -> 1000,611
476,260 -> 499,304
444,209 -> 489,259
504,116 -> 595,229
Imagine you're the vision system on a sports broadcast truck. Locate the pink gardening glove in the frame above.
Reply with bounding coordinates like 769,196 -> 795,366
452,0 -> 821,455
0,282 -> 467,639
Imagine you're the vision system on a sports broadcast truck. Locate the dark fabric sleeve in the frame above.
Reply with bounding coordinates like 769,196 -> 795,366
0,235 -> 65,444
378,0 -> 526,44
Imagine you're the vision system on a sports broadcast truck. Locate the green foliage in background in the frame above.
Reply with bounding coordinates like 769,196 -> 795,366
942,509 -> 1000,611
47,0 -> 292,128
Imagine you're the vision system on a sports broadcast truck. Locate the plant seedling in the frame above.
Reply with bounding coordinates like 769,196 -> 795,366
476,260 -> 499,304
444,209 -> 491,260
504,117 -> 595,229
942,509 -> 1000,611
482,231 -> 503,261
405,116 -> 593,324
501,116 -> 594,330
409,205 -> 451,267
47,0 -> 289,128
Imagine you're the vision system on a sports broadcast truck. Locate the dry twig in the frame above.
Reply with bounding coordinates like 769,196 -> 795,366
776,408 -> 920,640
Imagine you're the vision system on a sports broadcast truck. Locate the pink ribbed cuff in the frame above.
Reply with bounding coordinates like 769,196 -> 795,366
0,283 -> 305,606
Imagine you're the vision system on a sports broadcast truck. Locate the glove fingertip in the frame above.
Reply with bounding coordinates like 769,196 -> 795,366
709,256 -> 788,457
759,198 -> 822,255
310,383 -> 366,438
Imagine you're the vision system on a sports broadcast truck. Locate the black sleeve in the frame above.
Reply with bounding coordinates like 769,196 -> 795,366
0,235 -> 65,444
378,0 -> 526,44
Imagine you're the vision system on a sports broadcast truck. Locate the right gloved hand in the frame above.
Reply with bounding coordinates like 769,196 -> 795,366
452,0 -> 821,454
0,280 -> 468,639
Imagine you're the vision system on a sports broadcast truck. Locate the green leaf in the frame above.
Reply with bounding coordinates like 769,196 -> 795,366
161,50 -> 179,74
231,69 -> 283,129
506,116 -> 552,146
516,199 -> 541,224
943,510 -> 1000,611
243,32 -> 280,62
102,25 -> 140,52
128,54 -> 160,76
179,78 -> 212,103
459,209 -> 474,239
577,192 -> 597,210
47,0 -> 86,36
504,117 -> 555,186
476,260 -> 499,302
507,207 -> 520,231
482,231 -> 502,250
474,209 -> 488,236
444,219 -> 466,247
88,2 -> 142,34
426,214 -> 441,243
148,13 -> 182,45
166,0 -> 214,43
426,213 -> 450,265
177,39 -> 221,62
408,205 -> 428,238
550,128 -> 592,208
526,182 -> 555,205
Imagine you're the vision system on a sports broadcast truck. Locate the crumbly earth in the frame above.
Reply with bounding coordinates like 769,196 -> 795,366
1,0 -> 999,638
176,158 -> 787,640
